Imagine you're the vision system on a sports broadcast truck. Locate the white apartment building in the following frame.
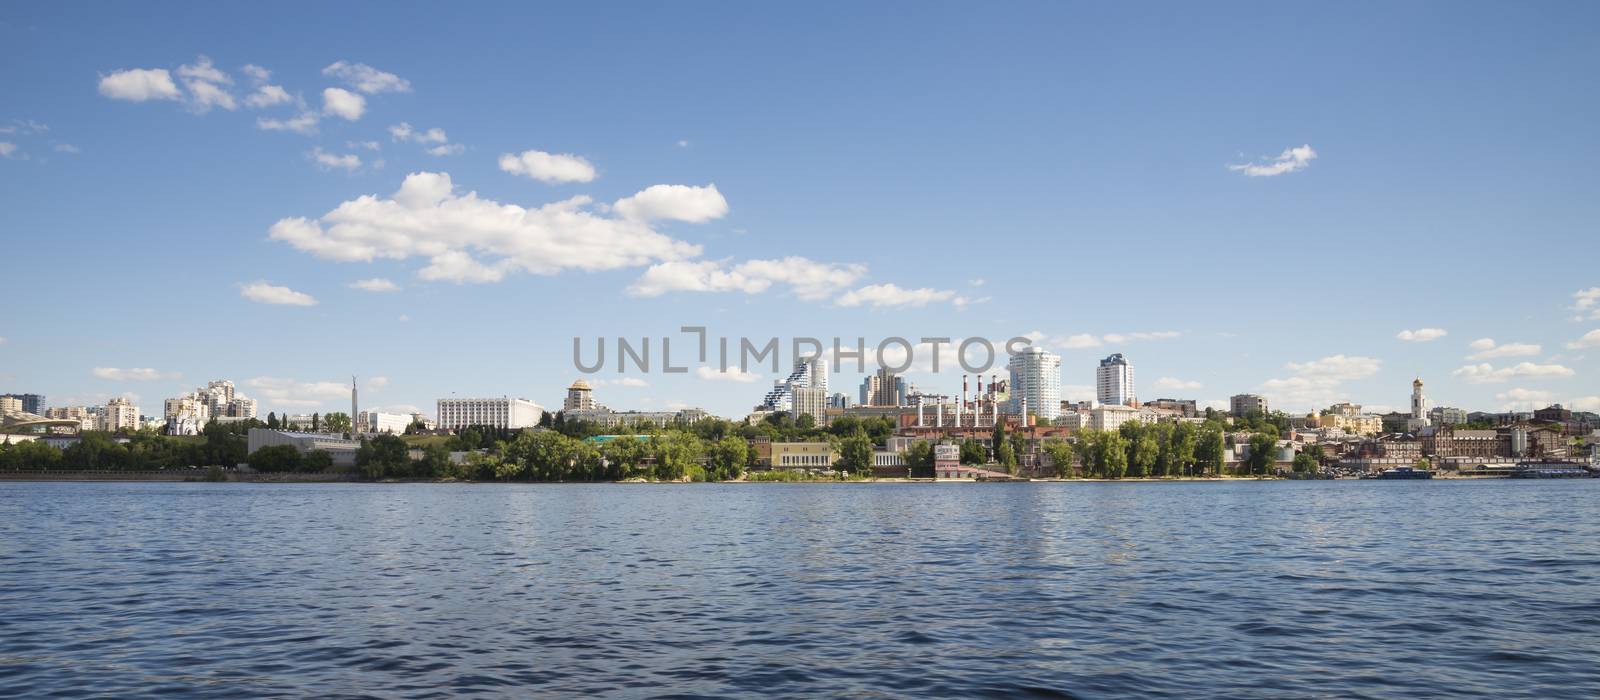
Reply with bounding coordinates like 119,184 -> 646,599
1090,404 -> 1140,432
1096,353 -> 1134,407
791,385 -> 829,422
1008,346 -> 1062,420
436,397 -> 545,430
357,410 -> 413,434
102,397 -> 140,432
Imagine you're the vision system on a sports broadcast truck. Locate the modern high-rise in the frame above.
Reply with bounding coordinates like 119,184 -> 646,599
1009,346 -> 1062,420
1230,393 -> 1269,416
102,397 -> 140,432
858,367 -> 906,407
761,357 -> 828,413
1096,353 -> 1134,407
436,397 -> 545,430
1,393 -> 45,415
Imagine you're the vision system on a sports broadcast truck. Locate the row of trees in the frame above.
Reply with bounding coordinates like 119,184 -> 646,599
262,411 -> 351,434
1034,421 -> 1230,478
0,421 -> 257,471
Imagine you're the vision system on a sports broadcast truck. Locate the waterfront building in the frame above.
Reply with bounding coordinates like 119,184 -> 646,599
791,385 -> 829,423
1,393 -> 45,415
1230,393 -> 1269,417
770,441 -> 840,469
1096,353 -> 1134,407
436,397 -> 545,430
164,395 -> 210,436
762,358 -> 825,412
45,406 -> 98,432
246,428 -> 360,468
564,407 -> 708,428
101,397 -> 139,432
1089,404 -> 1139,432
0,396 -> 20,416
563,380 -> 596,411
1010,347 -> 1062,419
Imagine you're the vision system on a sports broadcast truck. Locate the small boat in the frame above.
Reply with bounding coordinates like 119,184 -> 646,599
1374,466 -> 1434,480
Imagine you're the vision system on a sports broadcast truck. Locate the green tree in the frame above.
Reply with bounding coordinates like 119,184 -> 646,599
649,432 -> 703,481
1041,438 -> 1075,478
1169,421 -> 1197,476
601,436 -> 649,480
1196,426 -> 1225,476
302,449 -> 334,472
959,437 -> 987,465
249,444 -> 303,473
905,440 -> 935,478
1292,451 -> 1318,473
357,434 -> 410,479
837,432 -> 874,476
311,413 -> 321,432
266,411 -> 279,429
996,438 -> 1018,474
1247,433 -> 1277,476
323,412 -> 352,435
1098,431 -> 1129,478
706,436 -> 749,481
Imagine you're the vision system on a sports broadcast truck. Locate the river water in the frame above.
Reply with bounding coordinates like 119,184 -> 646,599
2,480 -> 1598,698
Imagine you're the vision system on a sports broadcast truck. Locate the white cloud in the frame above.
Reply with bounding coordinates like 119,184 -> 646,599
1261,354 -> 1382,409
241,64 -> 272,82
53,143 -> 81,154
349,277 -> 400,292
397,314 -> 410,322
425,143 -> 464,157
92,367 -> 181,382
246,376 -> 350,409
695,366 -> 760,383
1467,340 -> 1541,360
1102,331 -> 1180,344
308,147 -> 361,173
98,68 -> 181,102
322,61 -> 411,94
366,376 -> 389,390
498,149 -> 596,183
1566,329 -> 1600,349
322,88 -> 365,121
0,119 -> 48,135
1452,362 -> 1575,384
593,377 -> 649,388
1060,334 -> 1102,349
1035,331 -> 1180,350
1496,388 -> 1554,409
391,123 -> 461,155
0,336 -> 7,345
176,56 -> 236,112
1397,328 -> 1447,342
1572,287 -> 1600,320
1568,396 -> 1600,412
245,84 -> 292,108
257,111 -> 320,135
269,172 -> 708,284
240,282 -> 318,306
0,142 -> 15,158
835,283 -> 961,308
1154,377 -> 1203,390
1061,384 -> 1095,402
613,183 -> 728,222
628,257 -> 865,301
1228,144 -> 1317,177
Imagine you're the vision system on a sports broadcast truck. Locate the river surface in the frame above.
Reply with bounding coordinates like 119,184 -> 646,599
2,480 -> 1598,698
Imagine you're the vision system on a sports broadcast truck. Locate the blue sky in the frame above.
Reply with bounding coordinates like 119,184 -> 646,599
2,1 -> 1598,419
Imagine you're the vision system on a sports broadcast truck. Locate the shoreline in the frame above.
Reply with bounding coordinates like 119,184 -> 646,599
0,471 -> 1563,484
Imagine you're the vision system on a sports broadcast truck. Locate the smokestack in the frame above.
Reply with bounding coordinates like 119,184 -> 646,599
917,400 -> 924,428
936,395 -> 943,428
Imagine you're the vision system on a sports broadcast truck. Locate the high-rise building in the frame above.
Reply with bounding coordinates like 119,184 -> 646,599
0,396 -> 22,415
1009,346 -> 1062,420
1230,393 -> 1269,416
564,380 -> 597,411
1,393 -> 46,416
1096,353 -> 1134,407
436,397 -> 545,430
791,386 -> 829,422
102,397 -> 140,432
760,358 -> 828,412
858,367 -> 906,407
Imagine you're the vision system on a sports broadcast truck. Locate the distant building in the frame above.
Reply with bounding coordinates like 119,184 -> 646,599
1429,406 -> 1467,426
858,367 -> 906,407
791,385 -> 829,422
563,380 -> 596,411
564,407 -> 708,428
1,393 -> 45,415
1144,398 -> 1198,418
1230,394 -> 1268,417
1089,404 -> 1139,432
0,396 -> 21,416
763,358 -> 827,412
101,397 -> 139,432
1408,378 -> 1430,431
827,392 -> 851,409
770,441 -> 839,469
165,395 -> 211,436
437,397 -> 545,430
1096,353 -> 1134,407
357,410 -> 412,434
1010,347 -> 1062,419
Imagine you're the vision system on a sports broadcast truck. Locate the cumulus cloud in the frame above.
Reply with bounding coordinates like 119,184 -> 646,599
348,277 -> 400,292
835,283 -> 962,308
247,376 -> 350,408
269,171 -> 711,284
1568,396 -> 1600,412
1572,287 -> 1600,320
98,68 -> 182,102
322,87 -> 366,121
1228,144 -> 1317,177
245,84 -> 292,108
176,55 -> 236,112
695,366 -> 761,383
1261,354 -> 1382,409
1154,377 -> 1203,390
391,122 -> 462,156
1452,362 -> 1575,384
366,376 -> 389,390
628,257 -> 865,301
613,184 -> 728,222
257,111 -> 320,135
240,282 -> 318,306
308,147 -> 361,173
1567,329 -> 1600,349
1495,387 -> 1554,409
1467,339 -> 1541,360
322,61 -> 411,94
426,144 -> 464,157
498,149 -> 596,183
1397,328 -> 1447,342
0,142 -> 15,159
92,367 -> 182,381
1035,331 -> 1180,350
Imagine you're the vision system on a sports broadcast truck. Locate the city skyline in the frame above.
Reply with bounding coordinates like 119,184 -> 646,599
2,3 -> 1599,418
